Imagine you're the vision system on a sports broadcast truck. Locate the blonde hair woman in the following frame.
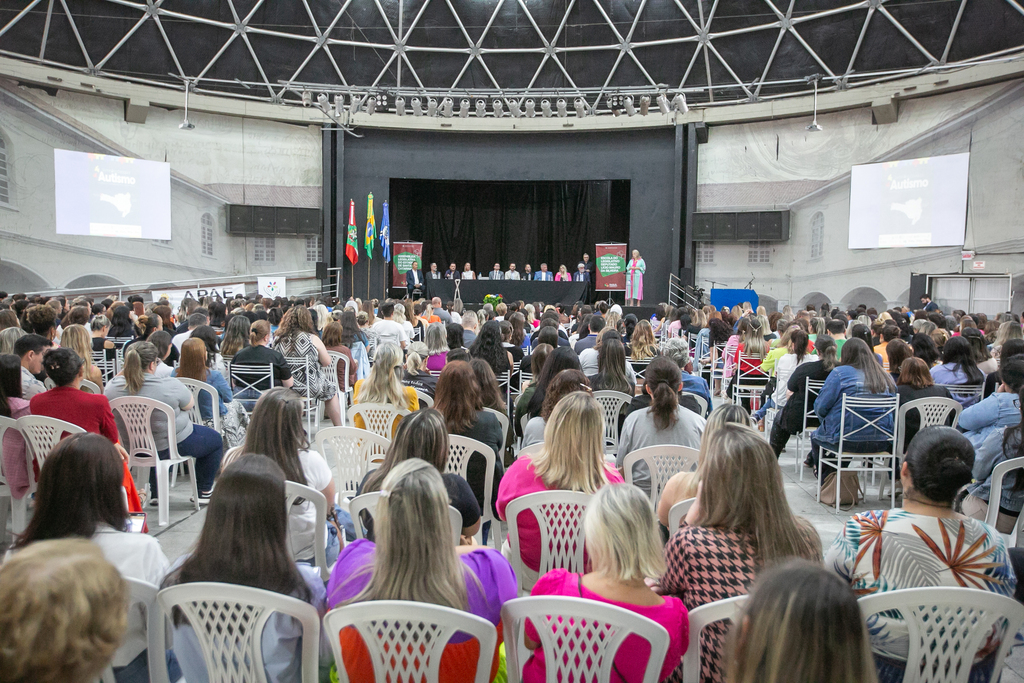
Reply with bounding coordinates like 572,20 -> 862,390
59,323 -> 103,387
660,424 -> 820,683
327,459 -> 517,683
630,319 -> 658,361
352,342 -> 419,432
497,392 -> 625,574
0,538 -> 127,683
522,484 -> 688,683
656,403 -> 751,527
725,559 -> 877,683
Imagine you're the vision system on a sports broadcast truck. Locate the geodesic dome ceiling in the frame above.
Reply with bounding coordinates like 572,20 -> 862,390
2,0 -> 1024,115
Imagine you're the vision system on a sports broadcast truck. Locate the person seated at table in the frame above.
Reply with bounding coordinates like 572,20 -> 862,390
555,264 -> 570,281
574,262 -> 590,283
523,264 -> 533,278
461,263 -> 476,279
428,262 -> 442,279
445,263 -> 459,279
504,263 -> 520,280
488,263 -> 504,280
534,263 -> 553,281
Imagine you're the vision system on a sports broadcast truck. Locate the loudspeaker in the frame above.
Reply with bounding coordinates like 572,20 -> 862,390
714,213 -> 736,240
228,205 -> 252,234
252,207 -> 276,234
276,207 -> 299,234
316,262 -> 329,279
736,213 -> 759,240
909,273 -> 928,309
679,267 -> 694,286
693,213 -> 714,240
296,208 -> 321,235
692,211 -> 791,242
224,205 -> 324,236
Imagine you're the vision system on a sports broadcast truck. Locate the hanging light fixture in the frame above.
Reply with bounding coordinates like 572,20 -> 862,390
427,98 -> 438,116
395,95 -> 405,116
672,93 -> 688,114
807,75 -> 823,132
179,80 -> 195,130
492,99 -> 504,117
411,97 -> 423,116
540,99 -> 552,118
656,93 -> 670,115
624,96 -> 636,116
525,99 -> 536,118
509,100 -> 522,118
574,98 -> 587,117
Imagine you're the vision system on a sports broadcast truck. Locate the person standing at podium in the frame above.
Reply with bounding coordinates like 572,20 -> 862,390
582,253 -> 596,304
535,264 -> 553,281
505,263 -> 520,280
489,263 -> 505,280
626,249 -> 646,307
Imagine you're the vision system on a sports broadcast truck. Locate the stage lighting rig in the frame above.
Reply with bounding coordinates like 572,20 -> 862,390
574,98 -> 587,117
427,98 -> 438,116
624,96 -> 636,116
639,95 -> 650,115
672,93 -> 688,114
556,99 -> 567,117
411,97 -> 423,116
459,98 -> 470,118
806,74 -> 823,132
365,95 -> 376,115
525,99 -> 536,118
492,99 -> 504,117
510,100 -> 523,117
656,93 -> 670,114
475,99 -> 487,117
301,91 -> 312,107
395,95 -> 405,116
541,99 -> 552,117
441,98 -> 453,117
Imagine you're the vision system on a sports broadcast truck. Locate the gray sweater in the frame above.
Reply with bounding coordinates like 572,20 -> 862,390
104,375 -> 193,451
616,405 -> 706,494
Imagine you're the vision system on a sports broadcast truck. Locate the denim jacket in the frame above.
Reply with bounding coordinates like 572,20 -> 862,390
959,392 -> 1021,449
813,365 -> 896,445
967,427 -> 1024,513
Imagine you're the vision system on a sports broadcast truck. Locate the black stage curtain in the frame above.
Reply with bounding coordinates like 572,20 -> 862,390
390,179 -> 630,275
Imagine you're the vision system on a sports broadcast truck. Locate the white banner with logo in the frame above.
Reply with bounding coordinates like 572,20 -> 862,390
257,276 -> 286,299
151,284 -> 246,309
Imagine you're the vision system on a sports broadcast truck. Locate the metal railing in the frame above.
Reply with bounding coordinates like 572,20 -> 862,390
668,274 -> 704,310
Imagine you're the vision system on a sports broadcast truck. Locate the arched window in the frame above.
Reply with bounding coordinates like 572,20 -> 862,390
0,135 -> 10,205
810,212 -> 824,259
201,213 -> 214,256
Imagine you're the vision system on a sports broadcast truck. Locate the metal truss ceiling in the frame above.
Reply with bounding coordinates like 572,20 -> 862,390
2,0 -> 1024,113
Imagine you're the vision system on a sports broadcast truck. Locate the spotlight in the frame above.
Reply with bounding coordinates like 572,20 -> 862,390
459,98 -> 470,118
540,99 -> 552,118
672,93 -> 688,114
510,100 -> 522,118
639,95 -> 650,116
556,99 -> 567,117
441,98 -> 453,117
427,98 -> 438,116
395,95 -> 405,116
301,91 -> 312,107
624,96 -> 636,116
492,99 -> 504,117
333,94 -> 345,112
365,95 -> 376,115
411,97 -> 423,116
525,99 -> 536,118
656,93 -> 670,114
316,93 -> 329,107
475,99 -> 487,117
574,98 -> 586,117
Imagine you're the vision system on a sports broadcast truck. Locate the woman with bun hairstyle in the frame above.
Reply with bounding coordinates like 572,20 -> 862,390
826,426 -> 1015,680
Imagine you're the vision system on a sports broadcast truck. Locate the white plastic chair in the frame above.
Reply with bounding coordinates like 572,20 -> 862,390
667,497 -> 696,532
679,391 -> 709,416
502,596 -> 669,683
680,595 -> 749,683
516,442 -> 544,459
109,396 -> 200,527
816,394 -> 899,512
321,351 -> 350,426
313,426 -> 390,499
325,600 -> 497,683
283,355 -> 318,435
984,456 -> 1024,547
98,578 -> 170,683
895,396 -> 963,456
446,435 -> 497,546
350,403 -> 405,440
592,390 -> 631,455
92,349 -> 118,384
505,490 -> 591,595
858,587 -> 1024,683
154,582 -> 321,683
622,444 -> 699,510
80,378 -> 102,394
285,481 -> 329,580
176,377 -> 223,433
937,383 -> 985,405
483,407 -> 510,450
348,490 -> 462,544
17,415 -> 85,496
0,415 -> 28,537
415,389 -> 435,408
794,378 -> 826,480
630,359 -> 652,383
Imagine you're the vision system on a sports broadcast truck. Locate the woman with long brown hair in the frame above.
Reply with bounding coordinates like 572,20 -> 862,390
629,319 -> 658,361
662,423 -> 821,683
272,306 -> 342,426
173,337 -> 248,448
321,321 -> 357,391
470,357 -> 507,413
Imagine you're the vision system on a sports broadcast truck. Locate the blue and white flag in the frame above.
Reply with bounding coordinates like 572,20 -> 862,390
381,200 -> 392,262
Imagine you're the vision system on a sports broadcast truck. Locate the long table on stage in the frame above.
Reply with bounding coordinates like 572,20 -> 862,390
424,279 -> 588,306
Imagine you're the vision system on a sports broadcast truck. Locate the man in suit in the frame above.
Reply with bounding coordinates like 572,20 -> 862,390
573,262 -> 591,283
582,252 -> 596,304
406,261 -> 425,299
444,263 -> 458,279
489,263 -> 504,280
523,264 -> 533,279
427,263 -> 442,279
505,263 -> 521,280
534,263 -> 553,281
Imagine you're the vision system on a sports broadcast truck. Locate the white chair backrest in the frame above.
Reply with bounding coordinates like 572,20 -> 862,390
733,354 -> 765,385
502,596 -> 670,683
228,362 -> 275,409
109,396 -> 180,464
858,587 -> 1024,683
348,490 -> 462,544
802,379 -> 826,432
631,359 -> 652,382
667,497 -> 696,533
325,351 -> 348,394
415,389 -> 434,408
837,394 -> 898,449
985,456 -> 1024,546
622,445 -> 699,509
483,407 -> 510,448
679,391 -> 709,416
80,378 -> 102,394
516,442 -> 544,459
154,582 -> 321,683
313,426 -> 390,497
681,595 -> 749,683
895,396 -> 962,455
176,377 -> 223,433
325,600 -> 497,683
506,490 -> 591,594
519,411 -> 530,437
446,435 -> 497,533
592,390 -> 631,451
937,383 -> 985,403
92,350 -> 117,383
350,403 -> 402,440
101,578 -> 169,683
16,415 -> 85,468
285,481 -> 329,580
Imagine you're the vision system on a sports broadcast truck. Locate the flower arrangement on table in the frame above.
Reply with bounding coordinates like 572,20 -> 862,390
483,294 -> 504,306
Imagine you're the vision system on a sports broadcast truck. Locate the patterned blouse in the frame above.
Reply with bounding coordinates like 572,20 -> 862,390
825,510 -> 1016,662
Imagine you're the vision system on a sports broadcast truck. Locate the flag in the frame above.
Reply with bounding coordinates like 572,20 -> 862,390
381,200 -> 391,263
345,199 -> 358,264
364,193 -> 375,260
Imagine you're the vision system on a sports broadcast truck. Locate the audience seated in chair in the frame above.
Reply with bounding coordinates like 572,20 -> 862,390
60,323 -> 105,387
930,335 -> 985,407
661,423 -> 821,683
470,358 -> 507,415
173,337 -> 247,449
959,355 -> 1023,449
272,306 -> 342,427
523,484 -> 688,683
0,353 -> 31,500
962,387 -> 1024,534
162,455 -> 332,683
0,538 -> 128,683
15,333 -> 50,400
469,319 -> 513,377
327,459 -> 517,683
352,342 -> 419,432
768,336 -> 838,457
521,369 -> 591,449
231,319 -> 295,406
826,426 -> 1016,682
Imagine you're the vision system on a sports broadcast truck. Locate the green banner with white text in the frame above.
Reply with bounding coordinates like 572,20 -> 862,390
595,243 -> 627,290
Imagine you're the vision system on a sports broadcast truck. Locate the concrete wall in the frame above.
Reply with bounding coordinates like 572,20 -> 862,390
694,81 -> 1024,313
0,83 -> 323,296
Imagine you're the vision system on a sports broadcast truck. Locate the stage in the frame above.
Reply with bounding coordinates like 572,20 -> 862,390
424,279 -> 588,306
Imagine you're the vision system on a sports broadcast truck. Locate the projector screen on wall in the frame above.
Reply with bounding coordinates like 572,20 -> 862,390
848,152 -> 969,249
54,150 -> 171,239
